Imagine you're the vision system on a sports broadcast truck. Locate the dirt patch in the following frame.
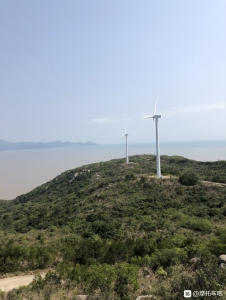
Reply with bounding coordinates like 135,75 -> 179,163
202,181 -> 226,187
0,272 -> 46,292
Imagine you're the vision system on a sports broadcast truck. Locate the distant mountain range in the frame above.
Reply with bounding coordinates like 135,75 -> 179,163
0,139 -> 99,151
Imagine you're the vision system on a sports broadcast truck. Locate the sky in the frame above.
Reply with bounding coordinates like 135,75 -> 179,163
1,0 -> 226,144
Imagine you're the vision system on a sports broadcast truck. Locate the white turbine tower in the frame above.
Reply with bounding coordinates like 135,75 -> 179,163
121,128 -> 129,164
143,100 -> 162,178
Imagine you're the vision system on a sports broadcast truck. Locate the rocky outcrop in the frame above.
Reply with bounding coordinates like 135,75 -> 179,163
189,257 -> 201,264
218,254 -> 226,268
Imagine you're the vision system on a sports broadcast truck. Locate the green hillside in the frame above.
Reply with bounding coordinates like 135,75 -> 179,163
0,155 -> 226,300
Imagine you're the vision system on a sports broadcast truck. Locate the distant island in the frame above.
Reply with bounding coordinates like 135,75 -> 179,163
0,139 -> 99,151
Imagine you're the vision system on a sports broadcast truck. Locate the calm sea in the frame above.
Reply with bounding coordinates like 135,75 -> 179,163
0,140 -> 226,200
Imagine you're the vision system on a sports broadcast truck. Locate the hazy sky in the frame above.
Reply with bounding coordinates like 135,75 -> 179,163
1,0 -> 226,144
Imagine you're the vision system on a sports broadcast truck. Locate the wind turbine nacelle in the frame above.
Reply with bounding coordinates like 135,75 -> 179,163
154,115 -> 161,118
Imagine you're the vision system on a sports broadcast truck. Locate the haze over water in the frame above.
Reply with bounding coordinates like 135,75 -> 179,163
1,140 -> 226,200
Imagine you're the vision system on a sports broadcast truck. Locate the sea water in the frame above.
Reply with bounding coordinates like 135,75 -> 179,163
0,140 -> 226,200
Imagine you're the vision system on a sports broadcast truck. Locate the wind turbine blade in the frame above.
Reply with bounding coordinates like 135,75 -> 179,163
143,115 -> 154,119
121,134 -> 125,137
153,97 -> 158,115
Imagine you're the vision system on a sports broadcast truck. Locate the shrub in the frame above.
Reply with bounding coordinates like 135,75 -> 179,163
140,176 -> 147,183
125,174 -> 135,181
179,172 -> 199,186
212,174 -> 226,184
181,218 -> 212,233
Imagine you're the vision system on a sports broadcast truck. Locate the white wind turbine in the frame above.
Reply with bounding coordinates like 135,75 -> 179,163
143,100 -> 162,178
121,128 -> 129,164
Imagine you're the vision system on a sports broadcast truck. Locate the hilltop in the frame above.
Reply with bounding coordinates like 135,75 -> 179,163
1,155 -> 226,233
0,155 -> 226,299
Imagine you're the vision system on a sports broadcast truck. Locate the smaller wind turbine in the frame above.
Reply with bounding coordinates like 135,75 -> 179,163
121,128 -> 129,164
143,99 -> 162,178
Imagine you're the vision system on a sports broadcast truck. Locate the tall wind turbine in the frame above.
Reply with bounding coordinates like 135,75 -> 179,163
143,100 -> 162,178
121,128 -> 129,164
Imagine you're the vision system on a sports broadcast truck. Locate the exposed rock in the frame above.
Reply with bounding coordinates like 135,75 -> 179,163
189,257 -> 201,264
142,267 -> 152,278
218,254 -> 226,268
218,254 -> 226,263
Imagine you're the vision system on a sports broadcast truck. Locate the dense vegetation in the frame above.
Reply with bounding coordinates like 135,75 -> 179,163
0,155 -> 226,299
